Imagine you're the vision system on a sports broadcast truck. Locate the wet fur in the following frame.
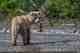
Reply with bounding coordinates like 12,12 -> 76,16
11,15 -> 33,45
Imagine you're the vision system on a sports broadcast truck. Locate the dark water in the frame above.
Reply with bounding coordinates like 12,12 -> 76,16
0,32 -> 10,48
0,31 -> 80,52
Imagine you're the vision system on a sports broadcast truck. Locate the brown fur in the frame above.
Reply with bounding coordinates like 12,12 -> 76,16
11,15 -> 33,45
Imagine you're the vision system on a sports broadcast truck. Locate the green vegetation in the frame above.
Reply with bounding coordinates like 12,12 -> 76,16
0,0 -> 46,21
0,0 -> 80,27
48,0 -> 76,18
48,0 -> 80,26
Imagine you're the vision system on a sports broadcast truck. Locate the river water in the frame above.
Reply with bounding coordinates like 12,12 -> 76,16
0,32 -> 9,48
0,31 -> 80,50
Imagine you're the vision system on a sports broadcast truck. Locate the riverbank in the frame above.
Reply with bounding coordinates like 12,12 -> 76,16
0,46 -> 78,53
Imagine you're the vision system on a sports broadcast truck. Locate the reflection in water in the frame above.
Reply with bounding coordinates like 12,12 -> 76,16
0,30 -> 79,50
